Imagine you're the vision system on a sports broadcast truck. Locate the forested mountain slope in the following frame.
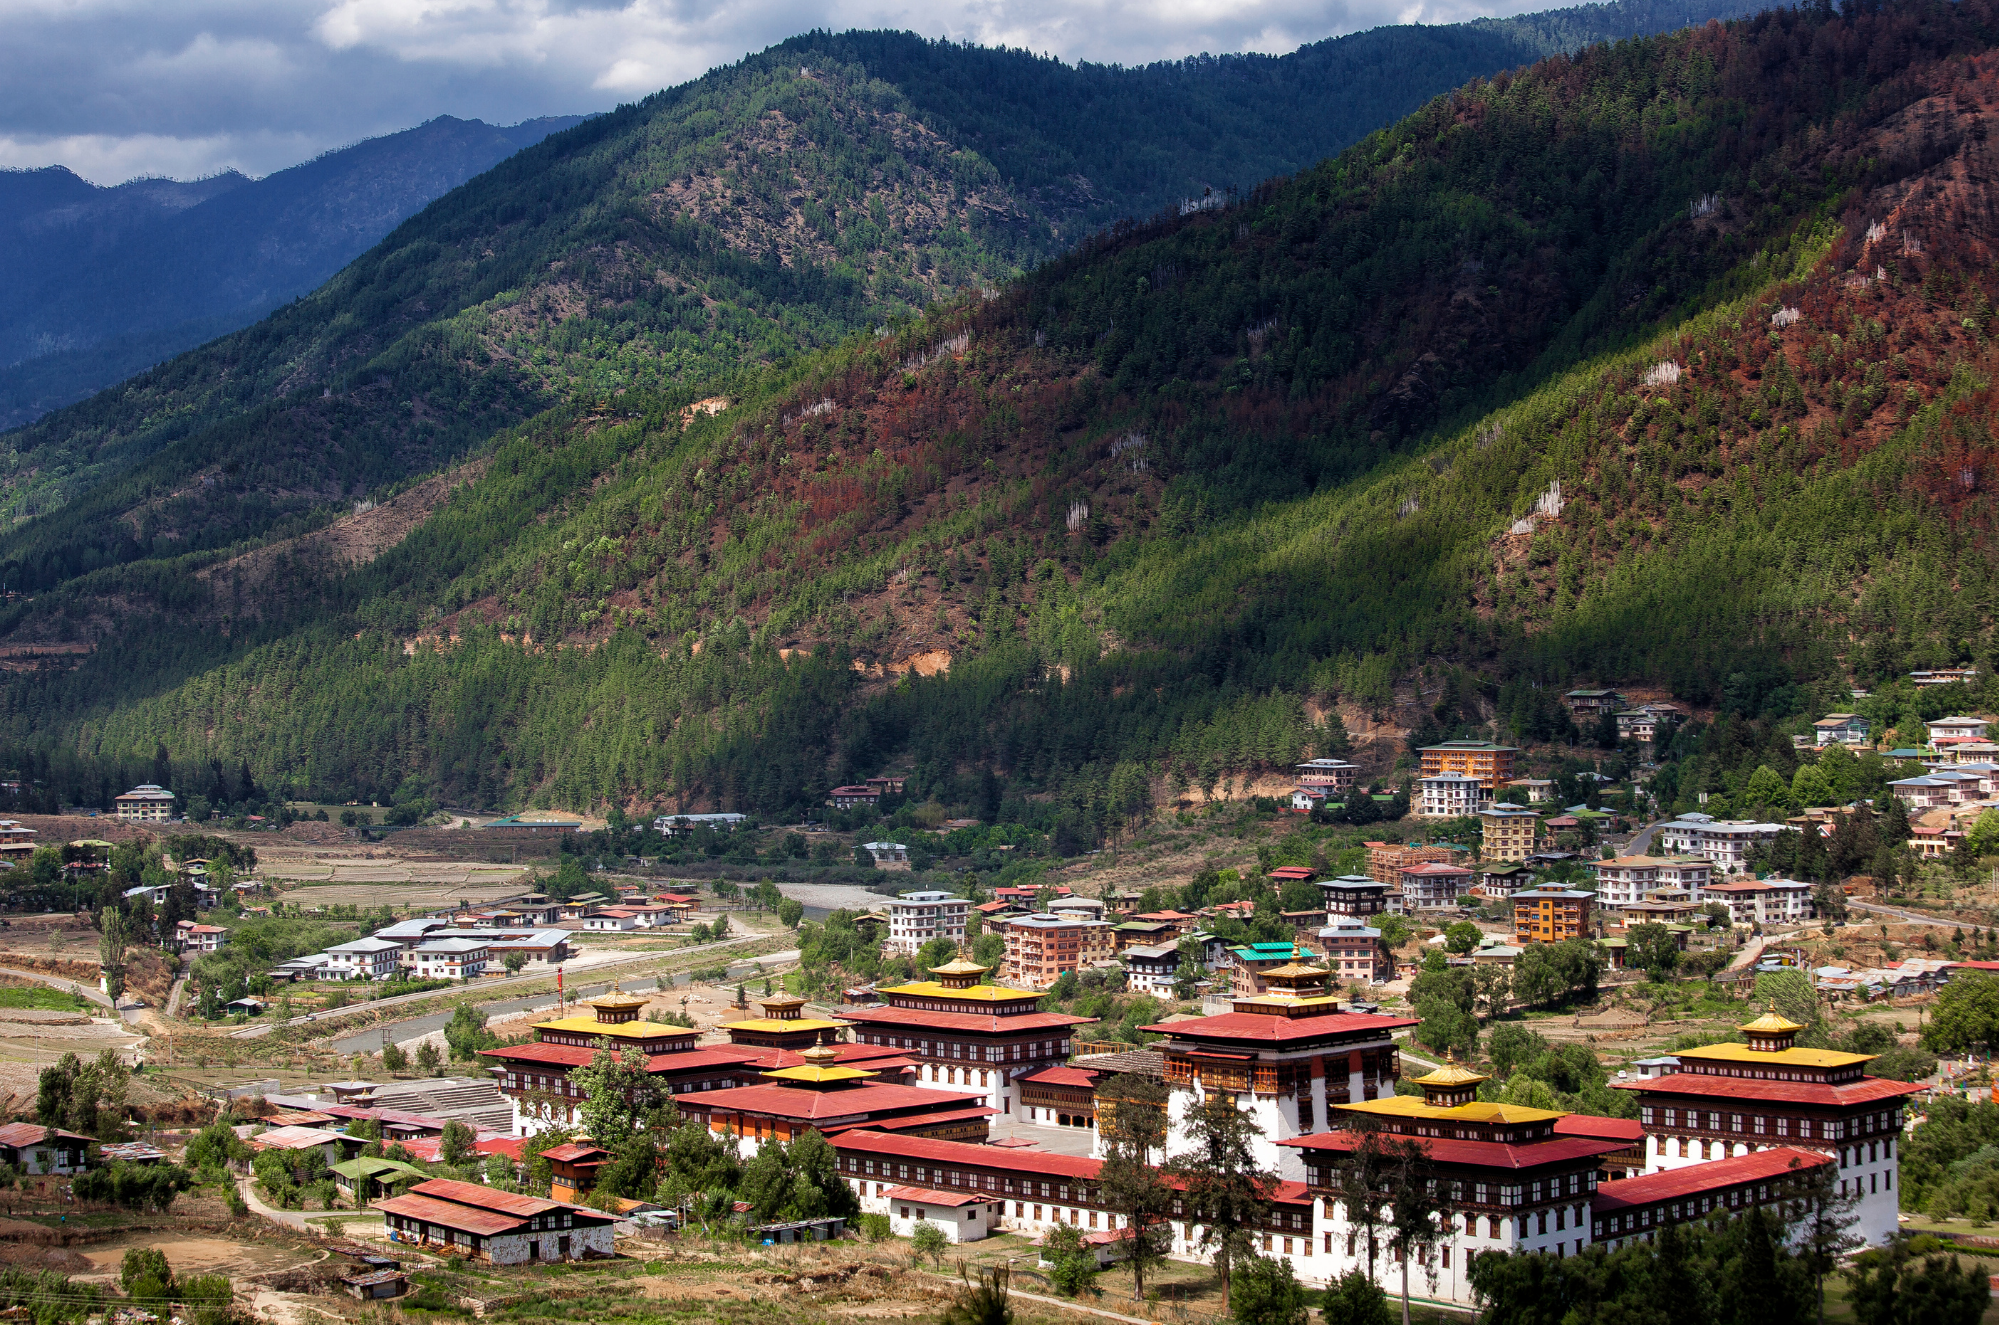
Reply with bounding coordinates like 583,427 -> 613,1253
0,0 -> 1762,596
0,117 -> 584,430
9,0 -> 1995,826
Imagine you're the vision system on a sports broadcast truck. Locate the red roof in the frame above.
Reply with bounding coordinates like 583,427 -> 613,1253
835,1006 -> 1094,1033
397,1135 -> 523,1164
373,1192 -> 524,1237
1142,1011 -> 1418,1045
1592,1148 -> 1833,1211
1021,1066 -> 1103,1088
410,1178 -> 562,1218
1134,911 -> 1196,923
1402,863 -> 1474,877
847,1107 -> 997,1135
1553,1115 -> 1644,1143
881,1184 -> 984,1208
1611,1073 -> 1927,1107
1268,1180 -> 1312,1206
1279,1130 -> 1629,1171
540,1143 -> 611,1164
1951,961 -> 2000,972
833,1130 -> 1101,1181
676,1081 -> 987,1122
0,1123 -> 90,1148
1267,867 -> 1317,880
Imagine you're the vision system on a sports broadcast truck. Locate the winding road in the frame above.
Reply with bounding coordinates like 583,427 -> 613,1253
1848,899 -> 1964,930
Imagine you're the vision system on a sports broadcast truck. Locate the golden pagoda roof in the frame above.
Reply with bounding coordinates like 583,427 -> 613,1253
761,1038 -> 877,1086
533,1015 -> 685,1040
1412,1050 -> 1488,1089
1261,962 -> 1333,983
1337,1095 -> 1566,1124
1738,1006 -> 1805,1035
929,958 -> 993,977
724,1016 -> 846,1036
588,986 -> 648,1011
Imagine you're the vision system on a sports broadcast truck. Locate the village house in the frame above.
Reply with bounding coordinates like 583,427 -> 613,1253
0,1123 -> 92,1174
1316,875 -> 1390,918
1926,716 -> 1992,749
1697,879 -> 1815,928
652,812 -> 747,835
1119,944 -> 1181,995
1614,703 -> 1680,742
173,920 -> 226,954
1909,667 -> 1979,686
1418,771 -> 1489,819
1317,917 -> 1392,985
1294,758 -> 1358,796
1503,777 -> 1554,803
323,937 -> 403,981
409,937 -> 489,981
1563,688 -> 1626,717
825,785 -> 881,809
863,841 -> 912,870
377,1177 -> 617,1264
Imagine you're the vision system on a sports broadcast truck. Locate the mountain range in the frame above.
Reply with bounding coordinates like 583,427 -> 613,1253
0,116 -> 588,430
0,0 -> 1991,831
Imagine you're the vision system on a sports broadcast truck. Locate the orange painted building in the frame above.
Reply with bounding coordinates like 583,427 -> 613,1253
1417,740 -> 1520,789
1512,883 -> 1596,945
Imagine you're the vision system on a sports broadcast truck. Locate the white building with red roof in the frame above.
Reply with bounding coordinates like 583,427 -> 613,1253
1611,1007 -> 1924,1243
835,958 -> 1095,1123
670,1041 -> 992,1155
1141,963 -> 1418,1174
374,1177 -> 616,1264
1591,1146 -> 1835,1249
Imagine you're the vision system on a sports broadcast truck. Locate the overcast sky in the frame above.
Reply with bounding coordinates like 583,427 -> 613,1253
2,0 -> 1548,185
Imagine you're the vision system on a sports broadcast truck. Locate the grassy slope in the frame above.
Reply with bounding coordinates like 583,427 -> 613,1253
21,1 -> 2000,817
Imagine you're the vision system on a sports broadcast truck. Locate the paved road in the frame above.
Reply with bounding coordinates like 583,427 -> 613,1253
0,964 -> 111,1008
1724,937 -> 1768,973
229,929 -> 776,1040
322,947 -> 800,1056
238,1175 -> 314,1230
1624,818 -> 1671,857
1850,899 -> 1960,929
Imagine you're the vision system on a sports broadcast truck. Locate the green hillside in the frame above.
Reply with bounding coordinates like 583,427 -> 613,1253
5,1 -> 1996,835
0,0 -> 1761,595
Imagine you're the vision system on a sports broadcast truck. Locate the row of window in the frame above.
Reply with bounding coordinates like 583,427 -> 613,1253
844,1154 -> 1094,1203
1641,1107 -> 1897,1139
857,1033 -> 1063,1061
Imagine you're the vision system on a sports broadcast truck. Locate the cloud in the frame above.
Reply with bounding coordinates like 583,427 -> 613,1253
0,0 -> 1546,183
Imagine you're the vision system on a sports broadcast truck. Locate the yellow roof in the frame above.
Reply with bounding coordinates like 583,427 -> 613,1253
723,1017 -> 845,1035
879,980 -> 1035,1002
1234,993 -> 1345,1012
1337,1096 -> 1566,1124
533,1014 -> 685,1040
928,958 -> 993,977
1412,1050 -> 1488,1089
1674,1043 -> 1871,1069
588,988 -> 648,1011
761,1062 -> 876,1085
1738,1007 -> 1805,1035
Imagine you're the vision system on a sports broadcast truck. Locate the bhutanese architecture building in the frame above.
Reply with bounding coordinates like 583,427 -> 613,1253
1275,1056 -> 1639,1305
1611,1008 -> 1923,1243
670,1039 -> 993,1155
835,959 -> 1095,1121
1140,963 -> 1418,1174
481,986 -> 916,1136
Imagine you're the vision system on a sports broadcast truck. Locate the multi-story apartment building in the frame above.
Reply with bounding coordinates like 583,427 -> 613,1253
1479,806 -> 1540,862
1612,1008 -> 1924,1245
1657,814 -> 1785,871
1697,879 -> 1815,927
1364,841 -> 1456,886
113,784 -> 175,821
1120,944 -> 1181,994
996,912 -> 1113,988
409,938 -> 489,980
1925,716 -> 1991,747
323,937 -> 403,981
885,891 -> 968,955
1417,772 -> 1488,818
1399,862 -> 1475,910
1418,740 -> 1518,789
1589,856 -> 1713,911
1317,918 -> 1392,985
837,958 -> 1094,1120
1513,883 -> 1596,945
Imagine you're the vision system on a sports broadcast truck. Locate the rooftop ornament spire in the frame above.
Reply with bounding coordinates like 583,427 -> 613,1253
1737,1004 -> 1806,1053
587,982 -> 649,1025
928,957 -> 992,990
1411,1049 -> 1490,1108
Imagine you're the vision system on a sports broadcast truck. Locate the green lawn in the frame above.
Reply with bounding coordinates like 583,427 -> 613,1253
0,985 -> 88,1012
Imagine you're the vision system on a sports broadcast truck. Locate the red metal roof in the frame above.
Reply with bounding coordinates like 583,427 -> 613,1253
1611,1073 -> 1927,1107
833,1130 -> 1101,1180
1553,1115 -> 1645,1142
373,1192 -> 524,1237
1592,1148 -> 1833,1211
1279,1130 -> 1629,1171
1402,862 -> 1474,876
835,1107 -> 996,1135
1142,1011 -> 1418,1045
881,1184 -> 984,1207
0,1123 -> 90,1148
835,1006 -> 1094,1033
411,1177 -> 563,1218
1020,1065 -> 1102,1088
676,1081 -> 987,1122
1267,867 -> 1317,880
540,1143 -> 611,1164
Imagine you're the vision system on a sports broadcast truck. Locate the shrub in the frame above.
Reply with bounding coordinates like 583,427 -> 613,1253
858,1213 -> 892,1241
